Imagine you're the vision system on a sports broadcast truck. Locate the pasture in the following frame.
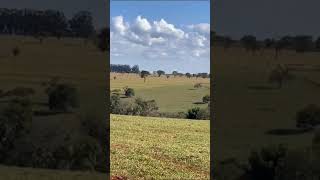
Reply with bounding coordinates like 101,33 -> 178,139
0,35 -> 108,177
110,72 -> 210,113
110,114 -> 210,179
213,46 -> 320,164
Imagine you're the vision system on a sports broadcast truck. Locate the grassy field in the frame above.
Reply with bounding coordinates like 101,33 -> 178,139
213,46 -> 320,164
0,35 -> 108,178
110,73 -> 210,113
0,165 -> 109,180
110,114 -> 210,179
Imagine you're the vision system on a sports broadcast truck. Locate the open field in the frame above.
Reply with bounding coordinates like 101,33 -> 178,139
0,35 -> 107,177
110,73 -> 210,113
110,114 -> 210,179
213,46 -> 320,164
0,165 -> 109,180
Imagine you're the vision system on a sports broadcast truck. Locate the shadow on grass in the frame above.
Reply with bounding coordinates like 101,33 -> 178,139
188,88 -> 197,90
193,102 -> 206,105
256,107 -> 276,112
247,85 -> 277,90
265,128 -> 313,136
33,110 -> 73,116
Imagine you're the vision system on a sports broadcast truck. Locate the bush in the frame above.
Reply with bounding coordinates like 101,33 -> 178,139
186,107 -> 210,120
12,46 -> 20,56
194,83 -> 202,88
202,95 -> 210,103
110,94 -> 121,114
0,98 -> 33,159
5,87 -> 35,97
133,98 -> 159,116
124,88 -> 135,97
296,104 -> 320,129
46,81 -> 79,112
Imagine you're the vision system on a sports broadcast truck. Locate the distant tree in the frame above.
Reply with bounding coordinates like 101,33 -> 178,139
316,37 -> 320,50
140,70 -> 150,83
264,38 -> 275,48
172,71 -> 178,77
166,75 -> 170,79
156,70 -> 165,77
223,36 -> 233,50
293,35 -> 313,53
131,65 -> 140,74
274,36 -> 294,59
241,35 -> 257,53
185,73 -> 192,78
69,11 -> 94,38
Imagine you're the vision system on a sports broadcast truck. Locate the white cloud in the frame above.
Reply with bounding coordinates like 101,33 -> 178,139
187,23 -> 210,35
111,15 -> 210,63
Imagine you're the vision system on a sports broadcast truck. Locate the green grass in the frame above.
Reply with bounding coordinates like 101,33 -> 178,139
111,73 -> 210,113
0,35 -> 107,177
213,46 -> 320,164
0,165 -> 109,180
110,114 -> 210,179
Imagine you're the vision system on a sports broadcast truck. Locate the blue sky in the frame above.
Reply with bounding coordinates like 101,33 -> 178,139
110,1 -> 210,74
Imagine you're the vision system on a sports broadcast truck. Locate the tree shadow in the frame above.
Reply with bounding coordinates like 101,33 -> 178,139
193,102 -> 206,105
265,128 -> 313,136
188,88 -> 197,90
33,110 -> 72,116
247,85 -> 276,90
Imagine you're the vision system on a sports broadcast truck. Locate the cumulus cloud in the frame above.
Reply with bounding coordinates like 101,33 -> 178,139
111,15 -> 210,61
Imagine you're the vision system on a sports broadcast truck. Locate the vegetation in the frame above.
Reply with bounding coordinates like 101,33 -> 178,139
110,114 -> 210,179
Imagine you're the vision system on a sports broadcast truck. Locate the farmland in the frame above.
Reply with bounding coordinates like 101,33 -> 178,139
110,114 -> 210,179
110,72 -> 210,113
0,35 -> 108,178
213,45 -> 320,176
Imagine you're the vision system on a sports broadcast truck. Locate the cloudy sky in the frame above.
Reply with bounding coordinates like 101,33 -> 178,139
110,1 -> 210,74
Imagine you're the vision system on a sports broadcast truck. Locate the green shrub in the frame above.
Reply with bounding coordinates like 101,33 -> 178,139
12,46 -> 20,56
186,107 -> 209,120
124,88 -> 135,97
296,104 -> 320,129
202,95 -> 210,103
194,83 -> 202,88
133,98 -> 159,116
46,82 -> 79,112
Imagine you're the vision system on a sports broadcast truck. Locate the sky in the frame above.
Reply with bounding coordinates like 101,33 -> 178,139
110,1 -> 210,74
213,0 -> 320,40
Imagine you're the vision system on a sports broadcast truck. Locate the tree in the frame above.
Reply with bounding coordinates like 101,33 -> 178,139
172,71 -> 178,77
110,94 -> 121,114
296,104 -> 320,129
12,46 -> 20,56
223,36 -> 233,50
186,107 -> 209,120
69,11 -> 94,38
156,70 -> 165,77
124,88 -> 135,97
241,35 -> 258,53
185,73 -> 192,78
96,27 -> 109,52
131,65 -> 140,74
133,98 -> 159,116
316,37 -> 320,50
293,35 -> 313,53
202,95 -> 210,103
46,82 -> 79,112
140,70 -> 150,83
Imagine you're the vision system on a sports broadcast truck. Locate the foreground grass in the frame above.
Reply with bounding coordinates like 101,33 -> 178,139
0,165 -> 109,180
110,114 -> 210,179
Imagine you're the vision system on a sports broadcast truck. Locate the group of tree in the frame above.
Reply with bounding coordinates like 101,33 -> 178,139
213,32 -> 320,57
0,8 -> 95,38
110,64 -> 140,73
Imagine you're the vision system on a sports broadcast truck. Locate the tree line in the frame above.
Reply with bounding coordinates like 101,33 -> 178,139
212,31 -> 320,57
0,8 -> 95,38
110,64 -> 210,78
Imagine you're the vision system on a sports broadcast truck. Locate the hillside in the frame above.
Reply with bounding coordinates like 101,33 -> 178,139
110,114 -> 210,179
